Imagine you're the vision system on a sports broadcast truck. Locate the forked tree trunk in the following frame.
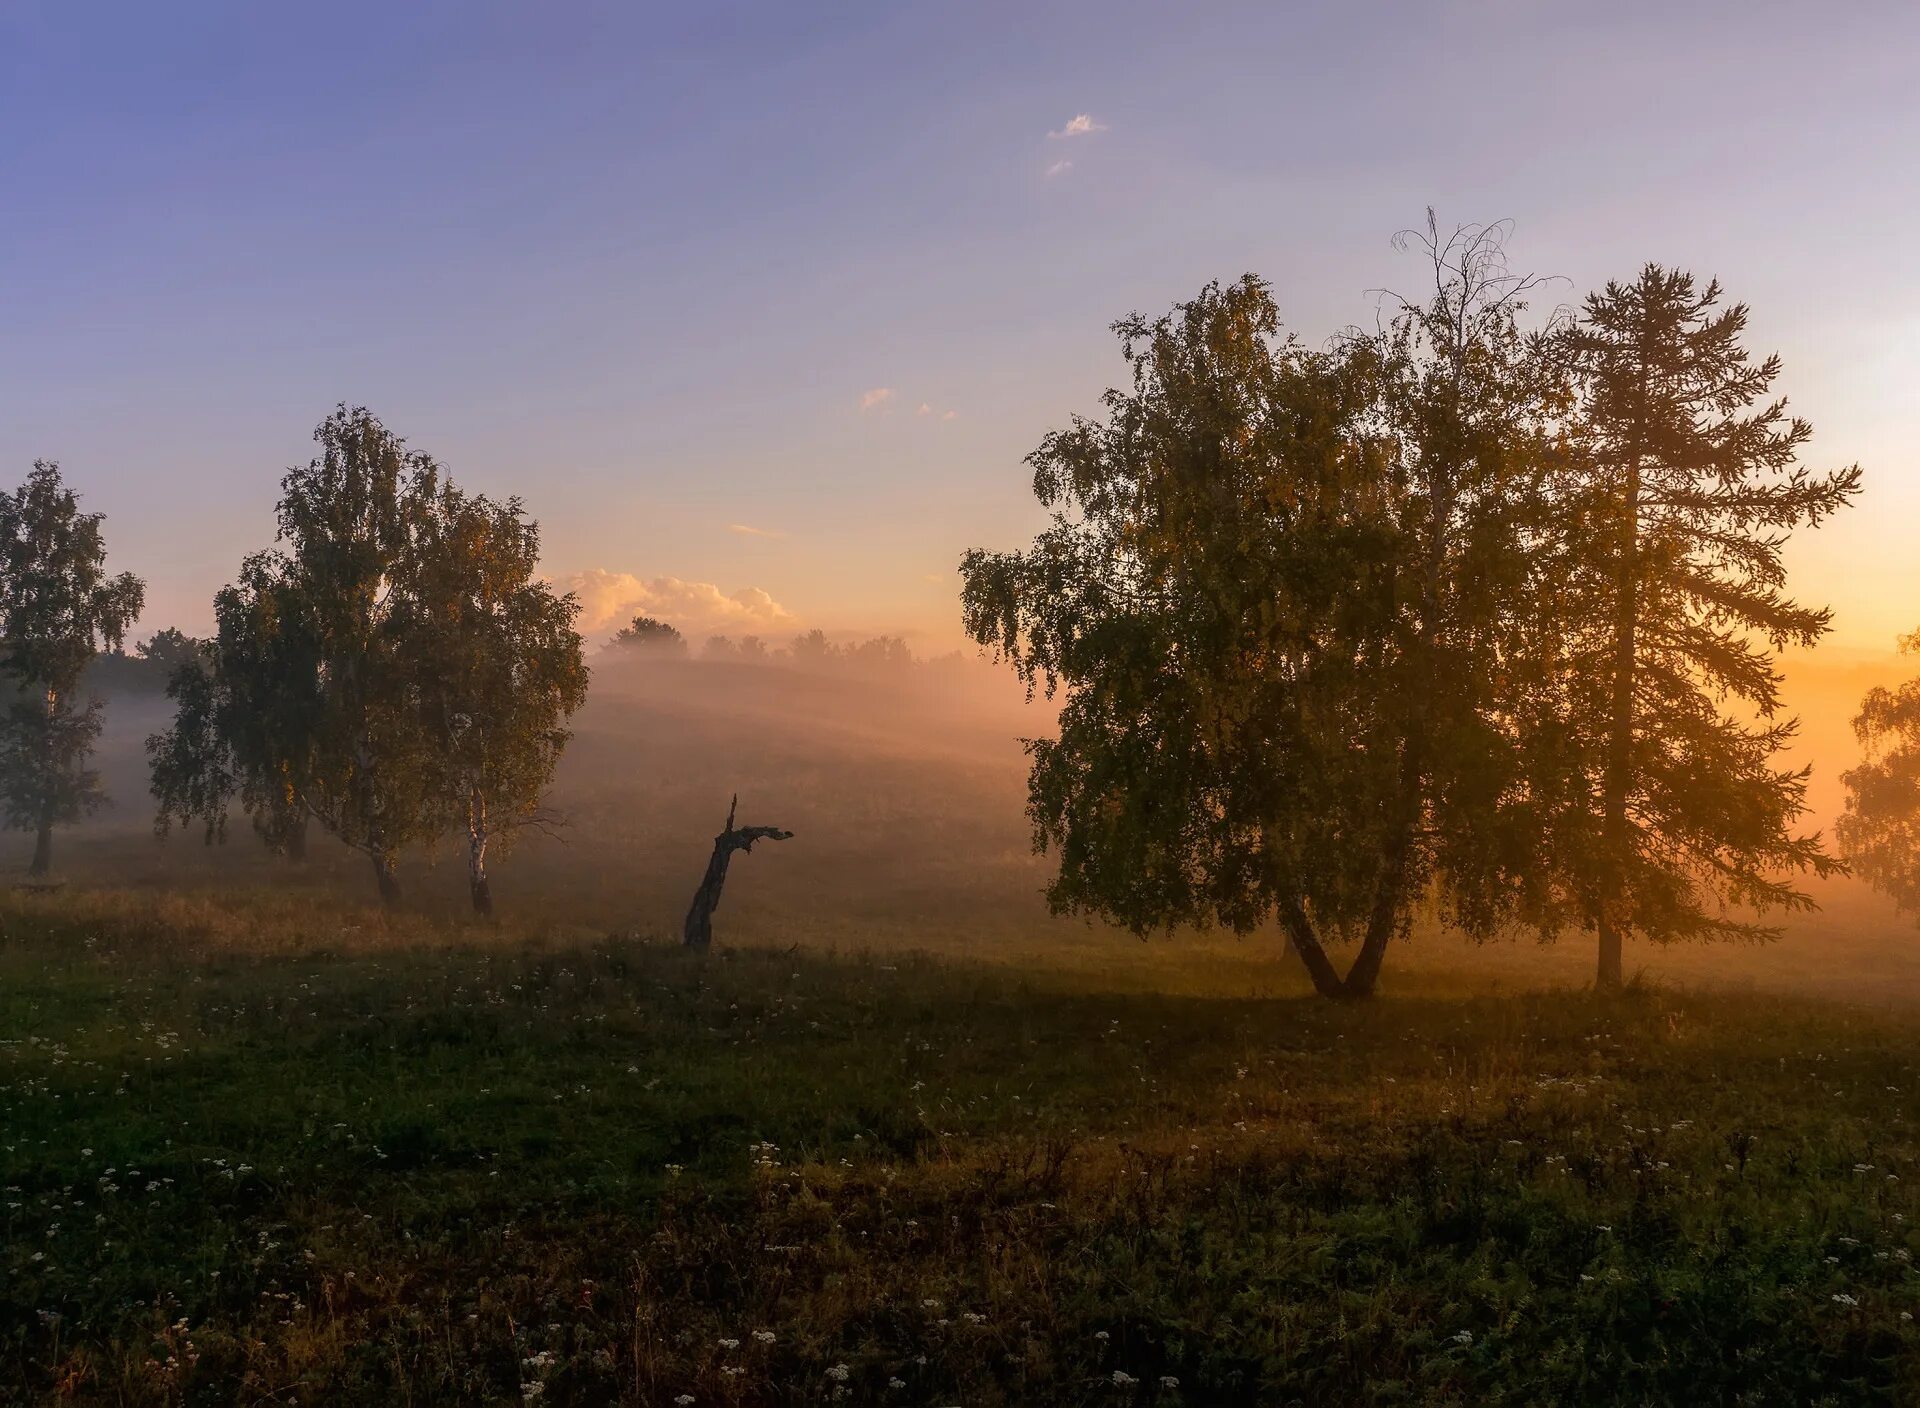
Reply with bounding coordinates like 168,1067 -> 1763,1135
1278,898 -> 1348,999
683,795 -> 792,951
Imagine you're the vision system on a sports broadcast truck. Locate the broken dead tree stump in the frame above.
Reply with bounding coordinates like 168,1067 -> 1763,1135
683,794 -> 793,950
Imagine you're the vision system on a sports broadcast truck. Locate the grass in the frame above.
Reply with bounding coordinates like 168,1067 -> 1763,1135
3,889 -> 1919,1404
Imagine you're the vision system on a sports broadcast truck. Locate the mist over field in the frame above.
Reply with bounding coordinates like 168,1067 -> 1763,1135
11,6 -> 1920,1402
44,642 -> 1920,1005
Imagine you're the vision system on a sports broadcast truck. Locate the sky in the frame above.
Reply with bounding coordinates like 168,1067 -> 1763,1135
2,0 -> 1918,652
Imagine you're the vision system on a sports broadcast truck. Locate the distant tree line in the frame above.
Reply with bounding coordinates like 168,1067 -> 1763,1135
605,615 -> 937,675
963,217 -> 1869,997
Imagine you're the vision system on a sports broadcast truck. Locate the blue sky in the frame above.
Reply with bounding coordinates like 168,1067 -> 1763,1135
3,0 -> 1918,648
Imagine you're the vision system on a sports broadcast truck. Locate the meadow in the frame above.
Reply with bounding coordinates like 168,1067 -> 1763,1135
3,654 -> 1920,1403
5,887 -> 1920,1405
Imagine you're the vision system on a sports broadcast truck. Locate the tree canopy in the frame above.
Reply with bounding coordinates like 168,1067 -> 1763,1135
963,231 -> 1859,997
611,616 -> 687,654
1549,267 -> 1859,983
0,461 -> 144,875
1840,630 -> 1920,923
150,406 -> 586,911
962,226 -> 1568,997
390,480 -> 588,914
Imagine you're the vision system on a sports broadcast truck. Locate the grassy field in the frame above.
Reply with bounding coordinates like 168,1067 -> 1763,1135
4,887 -> 1920,1405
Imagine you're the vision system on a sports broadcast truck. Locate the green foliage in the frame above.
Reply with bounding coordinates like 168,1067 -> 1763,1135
2,893 -> 1918,1404
150,408 -> 587,910
1839,630 -> 1920,922
85,632 -> 209,697
611,615 -> 686,653
149,408 -> 435,898
962,228 -> 1567,997
964,234 -> 1861,997
390,480 -> 589,910
135,627 -> 201,676
0,461 -> 144,871
1550,267 -> 1860,976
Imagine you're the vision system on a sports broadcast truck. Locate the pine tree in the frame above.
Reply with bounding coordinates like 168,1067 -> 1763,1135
1554,267 -> 1860,986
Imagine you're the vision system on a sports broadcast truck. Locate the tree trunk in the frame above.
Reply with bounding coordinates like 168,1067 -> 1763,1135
284,812 -> 309,864
370,849 -> 402,908
1597,915 -> 1623,989
467,795 -> 492,918
1596,381 -> 1646,990
1277,897 -> 1349,999
30,685 -> 56,879
683,795 -> 792,950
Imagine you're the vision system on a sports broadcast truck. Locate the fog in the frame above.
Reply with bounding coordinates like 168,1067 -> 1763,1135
49,642 -> 1920,1005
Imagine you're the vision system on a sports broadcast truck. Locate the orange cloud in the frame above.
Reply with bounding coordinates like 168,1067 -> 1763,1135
551,569 -> 798,639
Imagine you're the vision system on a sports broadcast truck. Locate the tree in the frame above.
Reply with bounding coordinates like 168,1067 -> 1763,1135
846,636 -> 913,673
0,462 -> 144,875
1838,630 -> 1920,922
788,628 -> 837,666
391,482 -> 588,915
235,407 -> 439,905
682,795 -> 793,950
1551,268 -> 1860,986
152,409 -> 589,911
961,235 -> 1562,999
611,616 -> 685,654
137,627 -> 203,677
148,554 -> 324,860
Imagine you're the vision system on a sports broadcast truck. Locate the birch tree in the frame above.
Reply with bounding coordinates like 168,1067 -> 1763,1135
0,462 -> 144,876
148,553 -> 324,859
393,482 -> 587,915
962,231 -> 1564,999
1836,631 -> 1920,921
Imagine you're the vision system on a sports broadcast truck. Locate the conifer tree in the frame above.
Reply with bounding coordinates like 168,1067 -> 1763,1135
1553,268 -> 1860,986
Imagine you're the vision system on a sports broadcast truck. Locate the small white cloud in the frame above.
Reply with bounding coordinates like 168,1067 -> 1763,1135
1049,113 -> 1106,139
859,387 -> 895,411
727,523 -> 786,540
915,402 -> 932,416
1045,159 -> 1073,178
